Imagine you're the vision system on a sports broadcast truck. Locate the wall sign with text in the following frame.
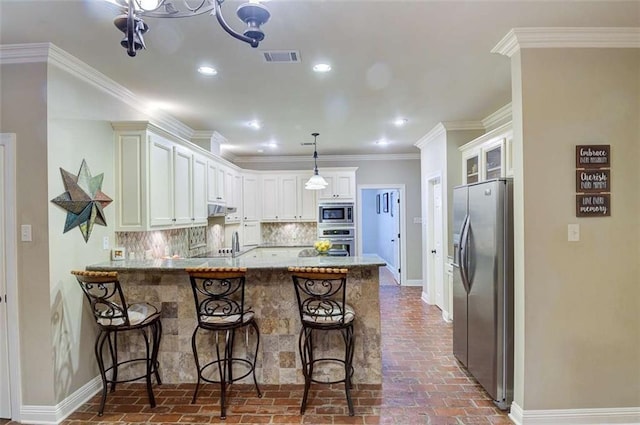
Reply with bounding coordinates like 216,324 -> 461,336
575,145 -> 610,217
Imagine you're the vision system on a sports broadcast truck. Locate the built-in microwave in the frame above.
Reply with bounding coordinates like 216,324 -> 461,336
318,203 -> 354,225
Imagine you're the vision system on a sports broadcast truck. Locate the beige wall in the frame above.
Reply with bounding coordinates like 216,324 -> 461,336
1,57 -> 150,406
47,65 -> 149,404
237,158 -> 423,281
514,48 -> 640,409
1,61 -> 56,406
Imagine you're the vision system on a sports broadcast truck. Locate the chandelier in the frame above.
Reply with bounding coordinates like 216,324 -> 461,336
305,133 -> 328,190
109,0 -> 271,57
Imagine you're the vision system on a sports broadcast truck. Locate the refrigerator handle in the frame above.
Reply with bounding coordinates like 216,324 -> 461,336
459,214 -> 470,293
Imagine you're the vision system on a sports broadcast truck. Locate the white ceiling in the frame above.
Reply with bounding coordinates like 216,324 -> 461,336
1,0 -> 639,158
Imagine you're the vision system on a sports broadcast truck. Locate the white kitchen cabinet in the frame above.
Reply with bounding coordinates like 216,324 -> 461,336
261,176 -> 279,220
242,173 -> 260,221
459,123 -> 512,184
192,153 -> 208,225
224,167 -> 243,223
172,144 -> 193,226
148,133 -> 174,227
242,221 -> 261,246
114,122 -> 209,231
317,170 -> 356,201
260,173 -> 317,221
279,175 -> 298,220
297,175 -> 317,220
207,159 -> 226,204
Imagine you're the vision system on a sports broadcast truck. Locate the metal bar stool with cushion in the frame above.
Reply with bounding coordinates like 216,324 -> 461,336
186,267 -> 262,419
288,266 -> 355,416
71,270 -> 162,416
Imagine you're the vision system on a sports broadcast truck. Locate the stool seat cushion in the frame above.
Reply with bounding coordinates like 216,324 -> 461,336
302,302 -> 355,325
97,302 -> 160,327
200,309 -> 255,326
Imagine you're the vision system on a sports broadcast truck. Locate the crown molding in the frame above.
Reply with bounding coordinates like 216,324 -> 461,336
0,42 -> 195,141
415,121 -> 485,149
492,27 -> 640,58
234,153 -> 419,164
482,103 -> 512,129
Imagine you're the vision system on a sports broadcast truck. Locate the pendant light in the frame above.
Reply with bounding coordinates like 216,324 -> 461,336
305,133 -> 328,190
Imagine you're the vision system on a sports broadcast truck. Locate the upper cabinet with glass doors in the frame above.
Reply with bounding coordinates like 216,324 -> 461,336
460,122 -> 513,185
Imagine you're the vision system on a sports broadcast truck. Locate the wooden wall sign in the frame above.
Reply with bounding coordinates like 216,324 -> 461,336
576,194 -> 610,217
575,169 -> 610,193
575,145 -> 610,217
576,145 -> 610,168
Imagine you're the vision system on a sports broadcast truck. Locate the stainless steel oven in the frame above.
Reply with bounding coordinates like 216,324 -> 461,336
318,203 -> 354,225
318,226 -> 355,256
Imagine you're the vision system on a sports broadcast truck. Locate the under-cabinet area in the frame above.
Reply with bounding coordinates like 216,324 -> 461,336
460,122 -> 513,185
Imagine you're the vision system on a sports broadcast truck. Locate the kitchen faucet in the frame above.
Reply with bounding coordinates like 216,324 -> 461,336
231,231 -> 240,258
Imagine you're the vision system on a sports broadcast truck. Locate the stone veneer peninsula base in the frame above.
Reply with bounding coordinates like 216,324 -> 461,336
87,255 -> 384,386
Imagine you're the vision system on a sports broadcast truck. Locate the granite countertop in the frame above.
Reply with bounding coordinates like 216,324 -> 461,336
87,254 -> 386,272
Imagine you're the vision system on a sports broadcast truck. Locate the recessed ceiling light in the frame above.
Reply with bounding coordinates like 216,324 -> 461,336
313,63 -> 332,73
197,66 -> 217,76
247,120 -> 261,130
267,141 -> 278,148
394,118 -> 408,127
375,139 -> 389,146
257,149 -> 264,153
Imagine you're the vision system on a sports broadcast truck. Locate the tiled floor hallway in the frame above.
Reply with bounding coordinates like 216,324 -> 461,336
3,270 -> 511,424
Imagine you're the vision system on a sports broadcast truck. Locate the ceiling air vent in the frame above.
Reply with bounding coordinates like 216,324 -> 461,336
262,50 -> 300,63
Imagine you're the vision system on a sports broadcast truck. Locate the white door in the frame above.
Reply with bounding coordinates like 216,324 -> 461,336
432,181 -> 445,309
391,191 -> 401,283
0,141 -> 11,419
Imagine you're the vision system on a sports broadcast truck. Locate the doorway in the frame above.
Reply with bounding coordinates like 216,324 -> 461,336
425,175 -> 447,318
0,133 -> 20,421
357,185 -> 406,285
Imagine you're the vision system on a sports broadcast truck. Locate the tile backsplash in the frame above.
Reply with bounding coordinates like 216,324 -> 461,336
261,222 -> 316,245
115,221 -> 317,259
116,223 -> 224,259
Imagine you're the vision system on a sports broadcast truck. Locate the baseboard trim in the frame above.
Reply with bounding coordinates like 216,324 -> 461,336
509,402 -> 640,425
421,290 -> 429,304
404,279 -> 422,287
20,376 -> 101,424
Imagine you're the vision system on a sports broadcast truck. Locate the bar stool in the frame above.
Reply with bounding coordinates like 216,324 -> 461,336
288,266 -> 355,416
185,267 -> 262,419
71,270 -> 162,416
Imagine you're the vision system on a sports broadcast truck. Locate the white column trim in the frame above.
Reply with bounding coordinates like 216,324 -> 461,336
492,27 -> 640,58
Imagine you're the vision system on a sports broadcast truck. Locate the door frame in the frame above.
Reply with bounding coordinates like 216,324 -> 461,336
1,133 -> 22,421
422,172 -> 447,312
356,184 -> 406,286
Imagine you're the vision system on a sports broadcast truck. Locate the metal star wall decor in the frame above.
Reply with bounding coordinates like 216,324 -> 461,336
51,159 -> 113,242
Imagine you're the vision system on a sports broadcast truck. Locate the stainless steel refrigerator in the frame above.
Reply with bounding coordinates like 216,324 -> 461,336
452,178 -> 514,410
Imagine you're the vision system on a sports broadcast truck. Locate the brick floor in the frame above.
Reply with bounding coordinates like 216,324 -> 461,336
1,273 -> 512,424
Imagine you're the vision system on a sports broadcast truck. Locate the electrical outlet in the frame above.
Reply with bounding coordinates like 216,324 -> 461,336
103,236 -> 109,250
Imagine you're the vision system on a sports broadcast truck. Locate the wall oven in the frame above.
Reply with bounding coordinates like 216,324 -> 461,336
318,226 -> 355,256
318,203 -> 354,225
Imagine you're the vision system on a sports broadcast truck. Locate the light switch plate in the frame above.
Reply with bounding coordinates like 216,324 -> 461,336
568,224 -> 580,242
103,236 -> 110,250
20,224 -> 32,242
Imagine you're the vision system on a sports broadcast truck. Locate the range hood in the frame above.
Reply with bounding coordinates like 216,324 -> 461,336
207,203 -> 237,217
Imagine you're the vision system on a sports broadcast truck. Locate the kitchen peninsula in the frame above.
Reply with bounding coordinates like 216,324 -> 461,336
87,254 -> 385,385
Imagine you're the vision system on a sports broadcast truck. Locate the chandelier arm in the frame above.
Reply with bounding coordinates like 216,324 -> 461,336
213,0 -> 260,48
126,0 -> 136,57
179,0 -> 210,14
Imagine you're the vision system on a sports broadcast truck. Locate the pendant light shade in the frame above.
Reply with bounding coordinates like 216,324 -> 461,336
305,133 -> 328,190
